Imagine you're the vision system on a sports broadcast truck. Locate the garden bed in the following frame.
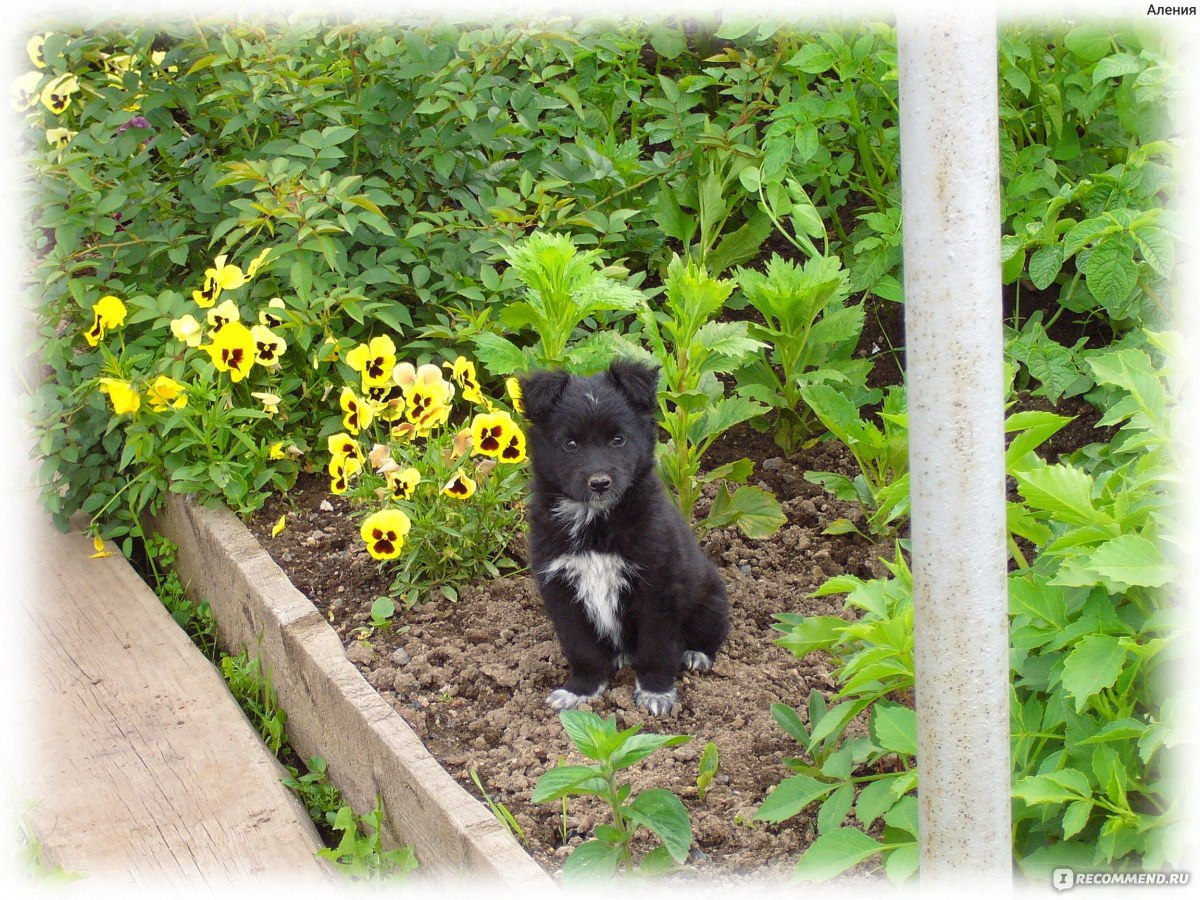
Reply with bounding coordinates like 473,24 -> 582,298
244,430 -> 884,882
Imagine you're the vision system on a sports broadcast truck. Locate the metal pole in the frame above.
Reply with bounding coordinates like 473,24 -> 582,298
896,9 -> 1012,886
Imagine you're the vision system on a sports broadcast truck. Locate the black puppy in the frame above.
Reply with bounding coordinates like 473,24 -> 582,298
519,359 -> 730,715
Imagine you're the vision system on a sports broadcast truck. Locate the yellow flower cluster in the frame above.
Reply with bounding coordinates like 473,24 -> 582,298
171,250 -> 285,393
325,347 -> 527,560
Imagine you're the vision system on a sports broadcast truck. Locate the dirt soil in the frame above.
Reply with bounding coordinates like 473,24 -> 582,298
249,434 -> 895,884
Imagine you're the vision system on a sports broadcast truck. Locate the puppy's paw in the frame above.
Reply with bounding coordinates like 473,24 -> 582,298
633,684 -> 679,716
610,653 -> 632,670
546,684 -> 606,710
682,650 -> 714,672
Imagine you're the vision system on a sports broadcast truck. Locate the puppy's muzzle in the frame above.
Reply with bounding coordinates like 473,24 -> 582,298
588,473 -> 612,495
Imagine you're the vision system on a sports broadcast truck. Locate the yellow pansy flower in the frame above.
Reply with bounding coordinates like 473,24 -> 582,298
386,467 -> 421,501
27,35 -> 46,69
347,335 -> 397,388
471,410 -> 522,458
205,321 -> 255,382
250,325 -> 286,367
364,381 -> 405,422
84,295 -> 127,347
41,73 -> 78,114
145,375 -> 187,411
442,470 -> 477,500
499,429 -> 527,464
98,377 -> 140,415
170,314 -> 203,347
252,391 -> 281,416
207,299 -> 240,334
327,432 -> 364,466
340,386 -> 374,435
271,515 -> 287,538
89,535 -> 113,559
444,356 -> 485,405
506,377 -> 525,415
11,72 -> 41,111
360,509 -> 411,560
268,441 -> 287,460
244,247 -> 272,280
193,254 -> 245,308
329,454 -> 362,495
46,127 -> 74,149
259,297 -> 286,328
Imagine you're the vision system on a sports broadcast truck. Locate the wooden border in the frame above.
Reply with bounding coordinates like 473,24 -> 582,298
150,493 -> 554,889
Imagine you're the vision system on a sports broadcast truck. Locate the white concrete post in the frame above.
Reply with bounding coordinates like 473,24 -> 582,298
896,9 -> 1012,886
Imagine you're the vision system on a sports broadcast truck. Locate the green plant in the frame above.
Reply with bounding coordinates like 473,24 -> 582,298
640,256 -> 784,537
142,534 -> 218,657
696,742 -> 719,802
801,383 -> 909,536
282,756 -> 344,827
470,769 -> 527,846
318,799 -> 419,881
734,253 -> 871,452
765,333 -> 1181,882
368,596 -> 397,631
325,350 -> 527,605
220,650 -> 287,756
472,231 -> 647,376
532,710 -> 694,881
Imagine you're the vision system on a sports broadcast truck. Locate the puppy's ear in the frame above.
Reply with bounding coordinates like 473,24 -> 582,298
518,370 -> 570,424
605,358 -> 660,415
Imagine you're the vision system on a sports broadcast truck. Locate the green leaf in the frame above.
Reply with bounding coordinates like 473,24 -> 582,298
1132,226 -> 1174,278
755,774 -> 835,823
1015,464 -> 1111,529
1064,24 -> 1112,62
817,783 -> 856,834
1063,799 -> 1094,840
854,775 -> 901,829
559,710 -> 620,761
699,457 -> 754,484
884,842 -> 920,884
771,702 -> 810,746
884,795 -> 919,837
1092,53 -> 1141,85
786,43 -> 838,75
870,703 -> 917,756
697,742 -> 719,800
701,484 -> 786,539
610,733 -> 690,771
1061,634 -> 1129,712
624,789 -> 693,863
1028,244 -> 1063,290
776,615 -> 846,657
1085,239 -> 1137,312
1086,533 -> 1176,590
791,827 -> 884,883
471,332 -> 529,376
562,840 -> 623,882
1013,769 -> 1090,807
531,765 -> 607,802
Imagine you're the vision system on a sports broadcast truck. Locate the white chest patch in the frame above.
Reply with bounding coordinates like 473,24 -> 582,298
541,552 -> 632,647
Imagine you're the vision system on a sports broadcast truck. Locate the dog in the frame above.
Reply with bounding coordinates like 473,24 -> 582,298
518,359 -> 730,716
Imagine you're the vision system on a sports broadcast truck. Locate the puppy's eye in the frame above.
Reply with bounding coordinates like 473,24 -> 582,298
611,435 -> 626,447
562,440 -> 578,453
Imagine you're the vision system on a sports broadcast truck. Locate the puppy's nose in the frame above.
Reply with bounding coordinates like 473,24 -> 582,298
588,474 -> 612,494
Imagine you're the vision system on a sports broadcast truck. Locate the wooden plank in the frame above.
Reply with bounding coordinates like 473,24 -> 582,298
20,518 -> 332,887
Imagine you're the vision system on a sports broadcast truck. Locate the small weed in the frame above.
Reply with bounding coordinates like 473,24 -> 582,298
696,742 -> 719,801
318,799 -> 418,881
470,769 -> 527,846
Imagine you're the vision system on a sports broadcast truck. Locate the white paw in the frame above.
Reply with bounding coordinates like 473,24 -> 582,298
546,684 -> 606,710
611,653 -> 632,670
633,684 -> 679,716
682,651 -> 713,672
